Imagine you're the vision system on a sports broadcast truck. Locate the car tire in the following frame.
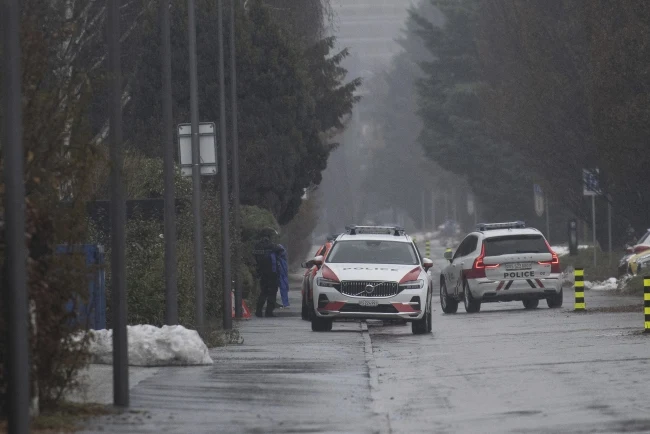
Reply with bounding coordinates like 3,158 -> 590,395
523,299 -> 539,309
463,280 -> 481,313
412,292 -> 432,335
311,314 -> 332,332
546,289 -> 563,308
440,279 -> 458,314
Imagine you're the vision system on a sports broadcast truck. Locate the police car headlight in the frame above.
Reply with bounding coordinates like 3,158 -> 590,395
399,280 -> 424,290
316,277 -> 339,288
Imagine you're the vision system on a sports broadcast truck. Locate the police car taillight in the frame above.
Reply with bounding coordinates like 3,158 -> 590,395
539,240 -> 561,273
466,243 -> 498,279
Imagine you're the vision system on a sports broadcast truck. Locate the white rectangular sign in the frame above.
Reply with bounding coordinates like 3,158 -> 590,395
178,122 -> 217,176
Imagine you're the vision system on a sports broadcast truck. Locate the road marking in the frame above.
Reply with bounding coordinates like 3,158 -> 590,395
361,321 -> 392,434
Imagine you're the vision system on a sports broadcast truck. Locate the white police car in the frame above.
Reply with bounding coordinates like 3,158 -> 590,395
440,221 -> 563,313
310,225 -> 434,335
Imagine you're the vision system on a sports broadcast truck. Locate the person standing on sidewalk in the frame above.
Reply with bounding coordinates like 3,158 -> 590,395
252,228 -> 284,317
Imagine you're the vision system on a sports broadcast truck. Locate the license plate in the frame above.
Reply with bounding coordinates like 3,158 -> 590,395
359,300 -> 378,307
505,262 -> 533,270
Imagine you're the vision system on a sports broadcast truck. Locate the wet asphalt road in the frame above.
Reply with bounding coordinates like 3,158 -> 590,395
82,242 -> 650,434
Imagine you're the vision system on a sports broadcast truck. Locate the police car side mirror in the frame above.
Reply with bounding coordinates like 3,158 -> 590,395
422,258 -> 433,270
312,255 -> 324,268
443,250 -> 453,261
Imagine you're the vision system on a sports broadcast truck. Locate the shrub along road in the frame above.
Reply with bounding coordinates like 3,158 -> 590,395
81,272 -> 650,433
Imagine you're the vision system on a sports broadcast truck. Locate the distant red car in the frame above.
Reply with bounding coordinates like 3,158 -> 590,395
301,240 -> 334,321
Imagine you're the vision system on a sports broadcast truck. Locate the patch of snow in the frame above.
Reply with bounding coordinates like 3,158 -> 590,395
86,324 -> 213,367
585,277 -> 618,291
552,244 -> 591,257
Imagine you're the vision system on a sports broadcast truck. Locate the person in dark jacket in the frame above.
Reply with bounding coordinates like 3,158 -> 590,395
252,228 -> 284,317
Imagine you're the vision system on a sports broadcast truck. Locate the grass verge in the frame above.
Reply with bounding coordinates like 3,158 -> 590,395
0,401 -> 113,433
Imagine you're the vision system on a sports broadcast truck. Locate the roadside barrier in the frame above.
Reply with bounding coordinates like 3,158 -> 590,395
574,267 -> 585,311
425,240 -> 431,258
645,277 -> 650,332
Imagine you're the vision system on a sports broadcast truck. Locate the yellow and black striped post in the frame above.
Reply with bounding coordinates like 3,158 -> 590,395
574,267 -> 585,311
644,278 -> 650,332
425,240 -> 431,258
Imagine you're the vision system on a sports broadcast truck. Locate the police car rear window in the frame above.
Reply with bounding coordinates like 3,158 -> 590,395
483,235 -> 548,256
327,240 -> 419,265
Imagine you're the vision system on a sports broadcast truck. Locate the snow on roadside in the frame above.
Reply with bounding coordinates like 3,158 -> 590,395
585,277 -> 619,291
85,324 -> 213,367
552,244 -> 591,257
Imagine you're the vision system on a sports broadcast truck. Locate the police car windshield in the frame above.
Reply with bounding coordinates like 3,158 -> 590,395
327,240 -> 419,265
484,235 -> 549,256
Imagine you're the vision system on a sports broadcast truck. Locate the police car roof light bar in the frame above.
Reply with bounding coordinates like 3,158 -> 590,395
476,221 -> 526,231
346,225 -> 406,236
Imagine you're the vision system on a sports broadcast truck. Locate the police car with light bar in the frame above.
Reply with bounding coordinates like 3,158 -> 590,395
308,225 -> 434,335
440,221 -> 563,313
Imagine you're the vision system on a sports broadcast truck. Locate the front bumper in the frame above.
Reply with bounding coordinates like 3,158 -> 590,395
313,286 -> 427,321
467,275 -> 562,302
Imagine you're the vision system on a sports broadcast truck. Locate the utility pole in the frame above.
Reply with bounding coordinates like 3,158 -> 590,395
108,0 -> 129,407
188,0 -> 205,331
545,193 -> 550,243
592,195 -> 597,267
218,0 -> 233,330
230,0 -> 243,319
421,190 -> 426,231
160,0 -> 178,325
430,191 -> 436,232
2,0 -> 30,429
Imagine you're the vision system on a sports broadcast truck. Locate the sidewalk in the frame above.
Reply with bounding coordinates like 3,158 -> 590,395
79,279 -> 379,434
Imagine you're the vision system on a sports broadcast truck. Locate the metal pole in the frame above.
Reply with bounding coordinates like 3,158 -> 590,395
188,0 -> 205,331
230,0 -> 243,319
421,190 -> 426,231
592,194 -> 597,267
2,0 -> 30,429
108,0 -> 129,407
545,192 -> 550,243
218,0 -> 233,330
161,0 -> 178,325
608,200 -> 612,266
430,191 -> 436,232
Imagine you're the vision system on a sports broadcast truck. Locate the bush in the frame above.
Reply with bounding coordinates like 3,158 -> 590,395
94,158 -> 280,330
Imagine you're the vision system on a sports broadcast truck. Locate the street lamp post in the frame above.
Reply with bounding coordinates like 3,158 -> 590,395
188,0 -> 206,331
108,0 -> 129,407
2,0 -> 31,430
160,0 -> 178,325
218,0 -> 233,329
230,0 -> 242,319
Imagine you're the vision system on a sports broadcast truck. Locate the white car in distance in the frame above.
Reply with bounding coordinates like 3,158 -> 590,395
440,221 -> 563,313
310,226 -> 434,335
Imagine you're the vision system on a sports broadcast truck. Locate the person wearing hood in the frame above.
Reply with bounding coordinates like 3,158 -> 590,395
252,228 -> 284,317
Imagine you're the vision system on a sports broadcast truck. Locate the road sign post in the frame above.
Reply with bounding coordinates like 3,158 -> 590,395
583,169 -> 600,267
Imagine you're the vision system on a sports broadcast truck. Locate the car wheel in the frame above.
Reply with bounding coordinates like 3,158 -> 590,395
546,289 -> 563,308
311,314 -> 332,332
463,280 -> 481,313
440,279 -> 458,314
412,293 -> 431,335
523,299 -> 539,309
